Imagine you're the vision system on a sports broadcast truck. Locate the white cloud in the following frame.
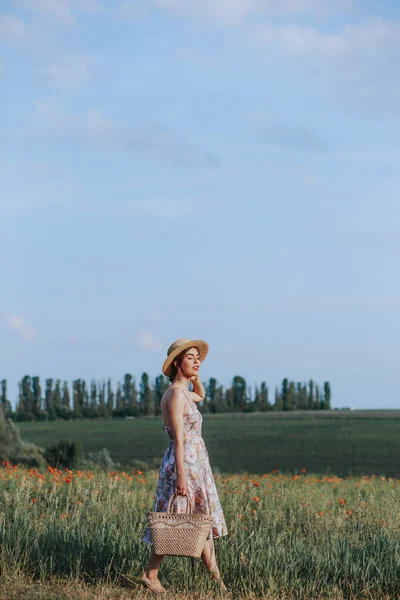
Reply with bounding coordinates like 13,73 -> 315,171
13,0 -> 104,25
87,108 -> 112,134
40,52 -> 92,87
254,17 -> 400,60
7,314 -> 36,342
84,108 -> 220,167
14,0 -> 75,24
152,0 -> 350,25
116,0 -> 150,20
253,17 -> 400,112
254,22 -> 347,57
134,329 -> 163,352
0,14 -> 26,41
127,197 -> 200,220
146,312 -> 161,322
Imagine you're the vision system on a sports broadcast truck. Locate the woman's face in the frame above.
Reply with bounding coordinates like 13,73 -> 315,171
178,347 -> 200,378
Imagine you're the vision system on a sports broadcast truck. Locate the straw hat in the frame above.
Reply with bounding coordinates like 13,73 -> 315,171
162,338 -> 209,379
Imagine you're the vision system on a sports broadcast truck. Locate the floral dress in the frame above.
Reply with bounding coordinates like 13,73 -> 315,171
142,389 -> 228,544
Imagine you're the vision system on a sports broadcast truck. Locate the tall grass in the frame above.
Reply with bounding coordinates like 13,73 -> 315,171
1,463 -> 400,599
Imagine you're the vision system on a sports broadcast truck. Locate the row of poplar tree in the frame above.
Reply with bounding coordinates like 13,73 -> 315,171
0,376 -> 331,422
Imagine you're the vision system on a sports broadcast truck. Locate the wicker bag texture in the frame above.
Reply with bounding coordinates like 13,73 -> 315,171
147,493 -> 214,557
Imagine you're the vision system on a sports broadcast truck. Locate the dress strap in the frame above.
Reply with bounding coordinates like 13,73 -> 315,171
181,388 -> 196,408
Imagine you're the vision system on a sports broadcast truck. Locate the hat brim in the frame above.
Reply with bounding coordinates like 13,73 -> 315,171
162,339 -> 209,378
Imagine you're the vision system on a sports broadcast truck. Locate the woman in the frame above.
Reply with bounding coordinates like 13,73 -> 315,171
141,337 -> 228,594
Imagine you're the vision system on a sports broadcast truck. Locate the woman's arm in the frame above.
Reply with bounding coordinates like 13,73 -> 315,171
168,389 -> 188,495
191,375 -> 206,402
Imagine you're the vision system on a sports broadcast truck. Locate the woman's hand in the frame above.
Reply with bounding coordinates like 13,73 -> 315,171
175,475 -> 188,496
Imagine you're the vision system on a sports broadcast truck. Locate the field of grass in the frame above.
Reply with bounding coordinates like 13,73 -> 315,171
18,412 -> 400,477
1,462 -> 400,599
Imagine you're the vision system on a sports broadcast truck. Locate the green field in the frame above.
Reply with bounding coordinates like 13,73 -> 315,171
1,462 -> 400,599
18,411 -> 400,477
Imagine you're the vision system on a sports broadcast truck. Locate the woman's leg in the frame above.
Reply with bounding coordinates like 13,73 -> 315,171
201,537 -> 226,587
141,546 -> 166,592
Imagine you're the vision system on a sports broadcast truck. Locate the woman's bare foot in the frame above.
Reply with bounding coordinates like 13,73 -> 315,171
141,571 -> 166,594
210,570 -> 228,591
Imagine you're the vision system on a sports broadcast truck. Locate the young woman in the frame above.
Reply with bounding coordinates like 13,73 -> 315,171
141,338 -> 228,593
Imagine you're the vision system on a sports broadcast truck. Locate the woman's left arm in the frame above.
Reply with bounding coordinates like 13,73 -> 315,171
191,375 -> 206,403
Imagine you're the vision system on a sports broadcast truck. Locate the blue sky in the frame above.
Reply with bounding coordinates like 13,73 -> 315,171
1,0 -> 400,409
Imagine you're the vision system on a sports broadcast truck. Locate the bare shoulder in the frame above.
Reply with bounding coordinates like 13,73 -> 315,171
161,386 -> 186,409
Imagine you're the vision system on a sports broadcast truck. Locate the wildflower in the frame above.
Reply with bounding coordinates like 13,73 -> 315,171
65,478 -> 72,484
253,482 -> 260,487
346,510 -> 352,515
301,469 -> 306,473
339,499 -> 345,505
253,496 -> 260,502
238,514 -> 243,520
32,498 -> 37,503
318,511 -> 324,516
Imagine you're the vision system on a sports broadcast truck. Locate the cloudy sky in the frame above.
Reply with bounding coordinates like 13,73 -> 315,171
1,0 -> 400,408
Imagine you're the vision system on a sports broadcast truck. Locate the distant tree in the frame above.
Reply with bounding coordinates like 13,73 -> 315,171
232,376 -> 247,411
32,377 -> 42,420
254,385 -> 261,411
106,379 -> 114,413
207,378 -> 218,413
274,387 -> 283,411
89,379 -> 98,418
0,380 -> 6,411
98,380 -> 108,418
81,380 -> 89,417
73,379 -> 83,418
140,373 -> 154,416
53,380 -> 62,418
154,375 -> 168,416
323,382 -> 331,410
20,376 -> 34,421
123,374 -> 138,416
308,380 -> 314,410
1,380 -> 11,416
224,386 -> 233,412
288,381 -> 296,410
45,379 -> 55,420
259,382 -> 271,411
299,384 -> 308,410
315,384 -> 320,410
115,382 -> 124,413
62,381 -> 71,413
215,385 -> 225,412
282,378 -> 289,411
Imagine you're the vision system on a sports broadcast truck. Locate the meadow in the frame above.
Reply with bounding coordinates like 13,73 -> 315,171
18,411 -> 400,477
1,462 -> 400,600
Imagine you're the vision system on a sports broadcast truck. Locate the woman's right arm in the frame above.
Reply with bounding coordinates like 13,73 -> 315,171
168,389 -> 188,496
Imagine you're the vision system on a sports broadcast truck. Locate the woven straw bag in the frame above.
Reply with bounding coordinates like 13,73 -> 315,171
147,493 -> 214,557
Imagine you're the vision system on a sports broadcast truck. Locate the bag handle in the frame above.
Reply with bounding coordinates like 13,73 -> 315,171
167,493 -> 194,514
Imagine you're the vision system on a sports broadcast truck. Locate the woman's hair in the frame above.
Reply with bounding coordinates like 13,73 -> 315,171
168,346 -> 200,383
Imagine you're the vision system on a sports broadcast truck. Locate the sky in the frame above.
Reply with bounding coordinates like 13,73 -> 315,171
1,0 -> 400,409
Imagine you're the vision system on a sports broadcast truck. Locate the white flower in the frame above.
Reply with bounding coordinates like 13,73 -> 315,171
186,448 -> 197,464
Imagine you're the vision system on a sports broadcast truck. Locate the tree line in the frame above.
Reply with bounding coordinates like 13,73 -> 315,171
0,375 -> 331,422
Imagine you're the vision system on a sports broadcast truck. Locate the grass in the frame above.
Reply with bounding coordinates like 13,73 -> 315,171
17,412 -> 400,477
1,463 -> 400,599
